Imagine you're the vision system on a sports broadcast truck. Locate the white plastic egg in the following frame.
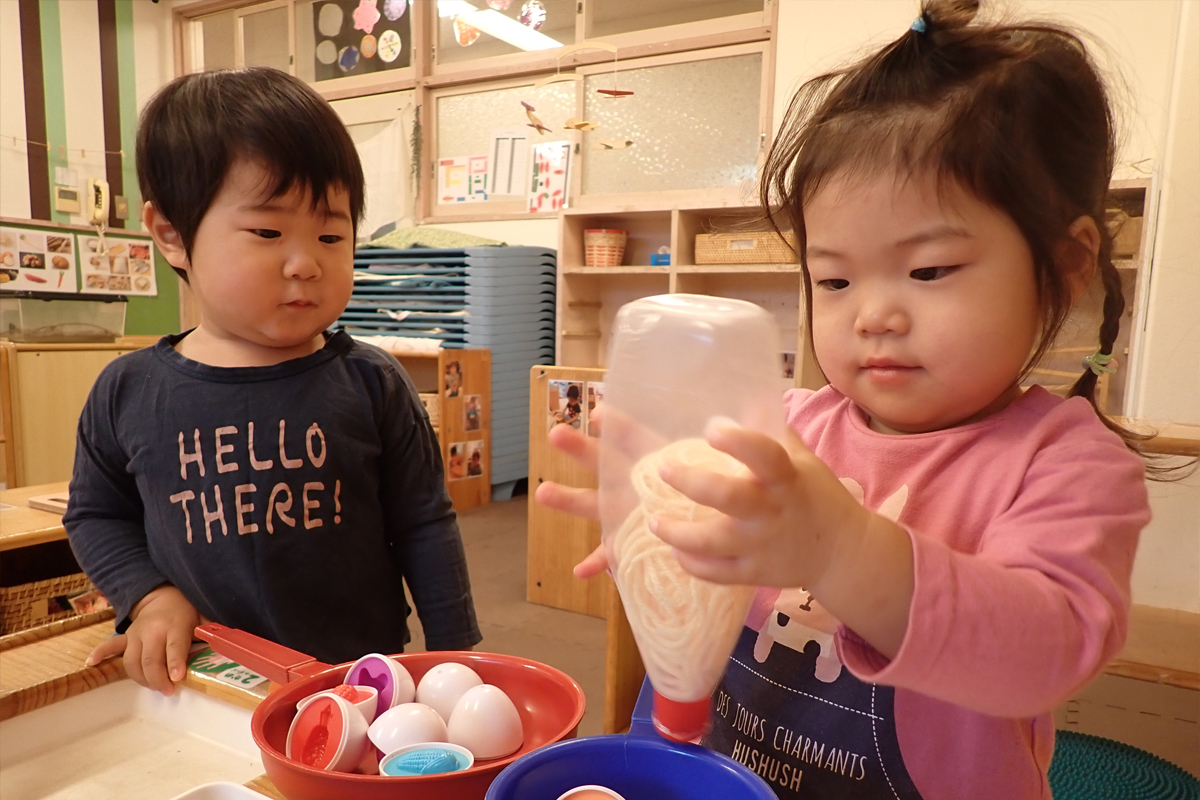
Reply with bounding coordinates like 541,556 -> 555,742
367,702 -> 448,754
416,662 -> 483,723
447,684 -> 524,760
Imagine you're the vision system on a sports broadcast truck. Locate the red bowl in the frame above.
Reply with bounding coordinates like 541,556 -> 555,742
197,626 -> 585,800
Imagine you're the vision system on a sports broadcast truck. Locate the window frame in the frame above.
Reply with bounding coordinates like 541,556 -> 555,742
171,0 -> 779,223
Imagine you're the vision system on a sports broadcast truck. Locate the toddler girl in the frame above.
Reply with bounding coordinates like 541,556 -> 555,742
539,1 -> 1168,797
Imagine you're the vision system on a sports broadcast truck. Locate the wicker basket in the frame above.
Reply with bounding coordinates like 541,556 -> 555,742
419,392 -> 440,427
583,229 -> 627,267
0,572 -> 95,635
695,231 -> 797,264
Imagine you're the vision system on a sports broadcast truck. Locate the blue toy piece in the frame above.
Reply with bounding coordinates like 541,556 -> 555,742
486,679 -> 776,800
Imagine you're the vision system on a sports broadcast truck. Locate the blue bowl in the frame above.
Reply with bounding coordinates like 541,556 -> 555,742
486,680 -> 775,800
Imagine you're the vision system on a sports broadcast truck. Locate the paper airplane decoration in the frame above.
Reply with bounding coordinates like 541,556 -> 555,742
564,118 -> 598,132
522,101 -> 552,135
596,88 -> 634,98
595,139 -> 634,150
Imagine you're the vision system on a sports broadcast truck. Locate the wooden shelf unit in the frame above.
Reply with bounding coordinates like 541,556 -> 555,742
386,348 -> 492,513
557,204 -> 816,387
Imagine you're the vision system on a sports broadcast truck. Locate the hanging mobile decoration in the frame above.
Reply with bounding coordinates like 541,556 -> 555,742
487,0 -> 513,9
382,0 -> 408,21
518,0 -> 546,30
564,118 -> 598,132
352,0 -> 381,34
454,16 -> 482,46
595,139 -> 634,150
522,101 -> 552,135
597,46 -> 634,98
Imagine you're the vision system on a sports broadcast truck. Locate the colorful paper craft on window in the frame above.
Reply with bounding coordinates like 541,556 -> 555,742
352,0 -> 381,34
519,0 -> 546,30
437,156 -> 489,204
527,141 -> 570,213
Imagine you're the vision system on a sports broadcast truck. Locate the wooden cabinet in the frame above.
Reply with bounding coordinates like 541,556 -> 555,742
388,348 -> 492,513
0,342 -> 149,488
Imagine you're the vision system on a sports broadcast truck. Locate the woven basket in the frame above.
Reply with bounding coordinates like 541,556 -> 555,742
584,229 -> 627,267
695,231 -> 796,264
419,393 -> 440,427
0,572 -> 95,635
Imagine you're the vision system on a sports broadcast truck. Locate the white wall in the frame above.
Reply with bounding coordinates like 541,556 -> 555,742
0,0 -> 31,219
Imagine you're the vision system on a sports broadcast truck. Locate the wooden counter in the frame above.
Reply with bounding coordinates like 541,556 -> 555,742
0,481 -> 68,552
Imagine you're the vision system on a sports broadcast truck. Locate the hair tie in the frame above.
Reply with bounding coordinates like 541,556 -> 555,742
910,15 -> 928,34
1082,350 -> 1117,376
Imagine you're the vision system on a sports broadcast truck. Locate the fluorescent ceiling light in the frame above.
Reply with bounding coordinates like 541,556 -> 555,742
437,1 -> 563,51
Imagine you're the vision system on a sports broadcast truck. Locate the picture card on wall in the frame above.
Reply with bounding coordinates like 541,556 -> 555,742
437,155 -> 489,203
78,234 -> 158,296
0,226 -> 79,294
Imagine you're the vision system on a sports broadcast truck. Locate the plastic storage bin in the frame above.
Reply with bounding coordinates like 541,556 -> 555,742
0,291 -> 127,342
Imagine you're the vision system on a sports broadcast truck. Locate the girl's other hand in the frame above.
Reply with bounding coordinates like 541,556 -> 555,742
650,421 -> 871,589
652,419 -> 914,658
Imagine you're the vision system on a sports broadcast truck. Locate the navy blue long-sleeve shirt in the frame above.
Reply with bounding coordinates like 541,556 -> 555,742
64,331 -> 480,664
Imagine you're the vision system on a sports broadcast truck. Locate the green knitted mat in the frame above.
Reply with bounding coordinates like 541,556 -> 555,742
1049,731 -> 1200,800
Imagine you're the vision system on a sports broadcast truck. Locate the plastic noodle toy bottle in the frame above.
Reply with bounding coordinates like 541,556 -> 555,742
599,294 -> 785,742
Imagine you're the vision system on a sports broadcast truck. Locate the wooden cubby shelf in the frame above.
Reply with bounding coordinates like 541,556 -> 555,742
557,203 -> 814,384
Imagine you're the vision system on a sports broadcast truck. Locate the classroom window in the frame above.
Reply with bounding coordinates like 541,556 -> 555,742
435,0 -> 577,65
579,51 -> 764,196
588,0 -> 765,39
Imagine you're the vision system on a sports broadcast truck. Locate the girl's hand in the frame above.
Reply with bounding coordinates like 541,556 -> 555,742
535,422 -> 609,578
650,421 -> 871,589
652,420 -> 914,658
85,584 -> 203,695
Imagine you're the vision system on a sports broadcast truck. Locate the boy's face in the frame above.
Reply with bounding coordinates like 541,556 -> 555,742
165,158 -> 354,357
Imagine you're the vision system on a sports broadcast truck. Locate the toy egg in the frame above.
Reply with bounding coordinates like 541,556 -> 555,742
447,684 -> 524,760
556,788 -> 627,800
344,653 -> 415,720
298,683 -> 379,726
416,662 -> 483,723
367,702 -> 448,755
379,742 -> 474,777
285,693 -> 369,773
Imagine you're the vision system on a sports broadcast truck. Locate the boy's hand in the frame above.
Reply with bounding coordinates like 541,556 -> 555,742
650,420 -> 873,590
85,584 -> 202,696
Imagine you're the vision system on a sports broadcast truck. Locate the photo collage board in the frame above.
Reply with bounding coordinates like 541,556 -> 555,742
0,226 -> 158,297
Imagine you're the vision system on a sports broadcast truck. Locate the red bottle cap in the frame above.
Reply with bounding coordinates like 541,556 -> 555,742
651,690 -> 712,743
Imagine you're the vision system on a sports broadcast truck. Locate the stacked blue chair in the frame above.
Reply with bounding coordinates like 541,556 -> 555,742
338,246 -> 557,495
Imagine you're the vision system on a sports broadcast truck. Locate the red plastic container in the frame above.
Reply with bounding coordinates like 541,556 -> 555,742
195,623 -> 586,800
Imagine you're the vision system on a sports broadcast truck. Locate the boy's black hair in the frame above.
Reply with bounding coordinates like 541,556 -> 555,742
566,384 -> 580,400
136,67 -> 364,281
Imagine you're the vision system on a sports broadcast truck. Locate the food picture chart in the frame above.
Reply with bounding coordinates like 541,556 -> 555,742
78,234 -> 158,296
0,227 -> 79,293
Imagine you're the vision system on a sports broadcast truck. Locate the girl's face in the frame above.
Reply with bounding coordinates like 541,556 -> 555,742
804,171 -> 1041,434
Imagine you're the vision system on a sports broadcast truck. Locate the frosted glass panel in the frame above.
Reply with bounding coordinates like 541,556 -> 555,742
437,82 -> 577,203
590,0 -> 763,38
581,53 -> 761,195
437,0 -> 576,65
199,12 -> 236,71
242,7 -> 291,72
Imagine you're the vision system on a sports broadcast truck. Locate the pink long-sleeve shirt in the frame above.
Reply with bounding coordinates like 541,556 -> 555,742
706,385 -> 1149,799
